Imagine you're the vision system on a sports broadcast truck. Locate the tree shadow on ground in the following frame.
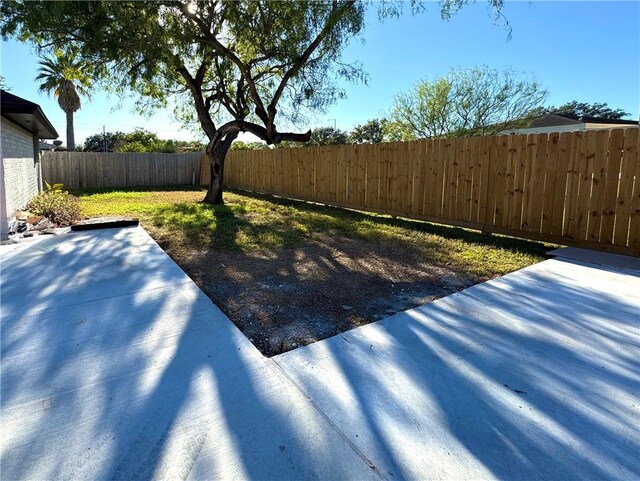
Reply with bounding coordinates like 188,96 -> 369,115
161,222 -> 497,356
0,227 -> 375,480
3,221 -> 635,480
275,260 -> 640,480
225,188 -> 552,258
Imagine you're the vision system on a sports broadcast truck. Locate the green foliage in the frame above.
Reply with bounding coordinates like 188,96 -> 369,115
390,67 -> 548,139
35,51 -> 92,110
35,50 -> 92,151
349,118 -> 390,144
380,120 -> 406,142
81,131 -> 126,152
1,1 -> 507,141
309,127 -> 349,146
45,181 -> 64,191
81,128 -> 206,153
230,141 -> 269,151
28,184 -> 81,226
1,1 -> 368,137
543,101 -> 631,120
119,141 -> 147,153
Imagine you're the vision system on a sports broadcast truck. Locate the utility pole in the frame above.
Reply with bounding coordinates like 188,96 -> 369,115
103,125 -> 106,152
328,118 -> 336,130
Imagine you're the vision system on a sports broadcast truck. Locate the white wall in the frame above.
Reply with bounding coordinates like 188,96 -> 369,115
0,118 -> 40,240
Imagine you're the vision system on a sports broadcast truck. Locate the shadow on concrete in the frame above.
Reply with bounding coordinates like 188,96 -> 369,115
0,227 -> 376,480
275,259 -> 640,480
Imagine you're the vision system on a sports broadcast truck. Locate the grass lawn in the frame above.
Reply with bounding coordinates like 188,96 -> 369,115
76,186 -> 551,355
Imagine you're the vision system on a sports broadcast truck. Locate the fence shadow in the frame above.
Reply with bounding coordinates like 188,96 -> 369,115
226,188 -> 551,257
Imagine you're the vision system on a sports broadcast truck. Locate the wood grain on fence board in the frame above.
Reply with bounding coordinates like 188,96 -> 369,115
615,129 -> 638,246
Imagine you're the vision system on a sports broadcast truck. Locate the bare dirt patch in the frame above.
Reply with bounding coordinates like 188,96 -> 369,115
160,233 -> 476,356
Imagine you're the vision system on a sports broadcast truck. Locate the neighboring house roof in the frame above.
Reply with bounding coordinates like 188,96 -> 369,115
531,113 -> 639,128
1,89 -> 59,139
502,113 -> 639,135
39,141 -> 66,151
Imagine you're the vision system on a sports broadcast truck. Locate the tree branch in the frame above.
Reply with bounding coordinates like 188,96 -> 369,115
180,3 -> 270,125
176,64 -> 216,139
265,1 -> 353,136
214,120 -> 311,146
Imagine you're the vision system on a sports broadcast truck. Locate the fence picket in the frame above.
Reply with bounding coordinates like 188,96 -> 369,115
587,130 -> 611,242
614,129 -> 638,246
600,129 -> 625,244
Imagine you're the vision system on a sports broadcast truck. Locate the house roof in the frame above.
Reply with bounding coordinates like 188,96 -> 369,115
1,89 -> 59,139
574,115 -> 639,125
39,141 -> 65,151
531,113 -> 639,128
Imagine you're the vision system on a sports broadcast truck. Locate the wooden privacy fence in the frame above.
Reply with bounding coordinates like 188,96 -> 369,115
202,128 -> 639,255
41,151 -> 203,189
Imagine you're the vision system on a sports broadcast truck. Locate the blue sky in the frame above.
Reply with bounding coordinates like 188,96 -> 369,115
1,1 -> 638,146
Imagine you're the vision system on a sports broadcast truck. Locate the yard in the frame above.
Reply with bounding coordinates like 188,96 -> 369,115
77,186 -> 550,355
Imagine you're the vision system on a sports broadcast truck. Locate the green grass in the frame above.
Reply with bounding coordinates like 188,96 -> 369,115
75,186 -> 550,278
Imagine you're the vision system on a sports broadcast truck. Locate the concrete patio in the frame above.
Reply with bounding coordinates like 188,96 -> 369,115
1,226 -> 639,480
0,227 -> 377,480
275,252 -> 640,480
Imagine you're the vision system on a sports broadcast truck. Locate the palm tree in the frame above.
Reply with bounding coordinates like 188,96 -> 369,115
36,51 -> 91,152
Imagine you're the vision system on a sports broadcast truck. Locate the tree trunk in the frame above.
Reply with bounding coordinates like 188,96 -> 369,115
203,149 -> 224,204
202,133 -> 238,204
66,111 -> 75,152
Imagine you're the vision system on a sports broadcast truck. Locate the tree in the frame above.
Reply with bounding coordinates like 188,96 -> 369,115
230,141 -> 269,151
348,118 -> 388,143
35,51 -> 91,151
2,1 -> 506,203
309,126 -> 349,146
390,67 -> 547,139
544,101 -> 631,120
0,75 -> 9,90
81,131 -> 126,152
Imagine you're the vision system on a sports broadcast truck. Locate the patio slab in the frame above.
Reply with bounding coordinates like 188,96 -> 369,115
547,246 -> 640,272
3,226 -> 638,481
0,227 -> 378,480
274,256 -> 640,481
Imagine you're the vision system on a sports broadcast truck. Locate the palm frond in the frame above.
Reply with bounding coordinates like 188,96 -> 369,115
35,51 -> 92,109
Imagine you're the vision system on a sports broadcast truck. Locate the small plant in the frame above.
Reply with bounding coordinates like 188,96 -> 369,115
27,182 -> 81,226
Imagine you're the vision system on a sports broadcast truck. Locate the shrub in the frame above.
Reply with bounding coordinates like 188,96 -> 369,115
27,183 -> 81,226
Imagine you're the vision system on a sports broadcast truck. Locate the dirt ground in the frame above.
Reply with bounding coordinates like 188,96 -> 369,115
161,233 -> 477,356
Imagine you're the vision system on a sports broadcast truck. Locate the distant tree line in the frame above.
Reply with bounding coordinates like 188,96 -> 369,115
81,128 -> 206,153
535,101 -> 630,121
